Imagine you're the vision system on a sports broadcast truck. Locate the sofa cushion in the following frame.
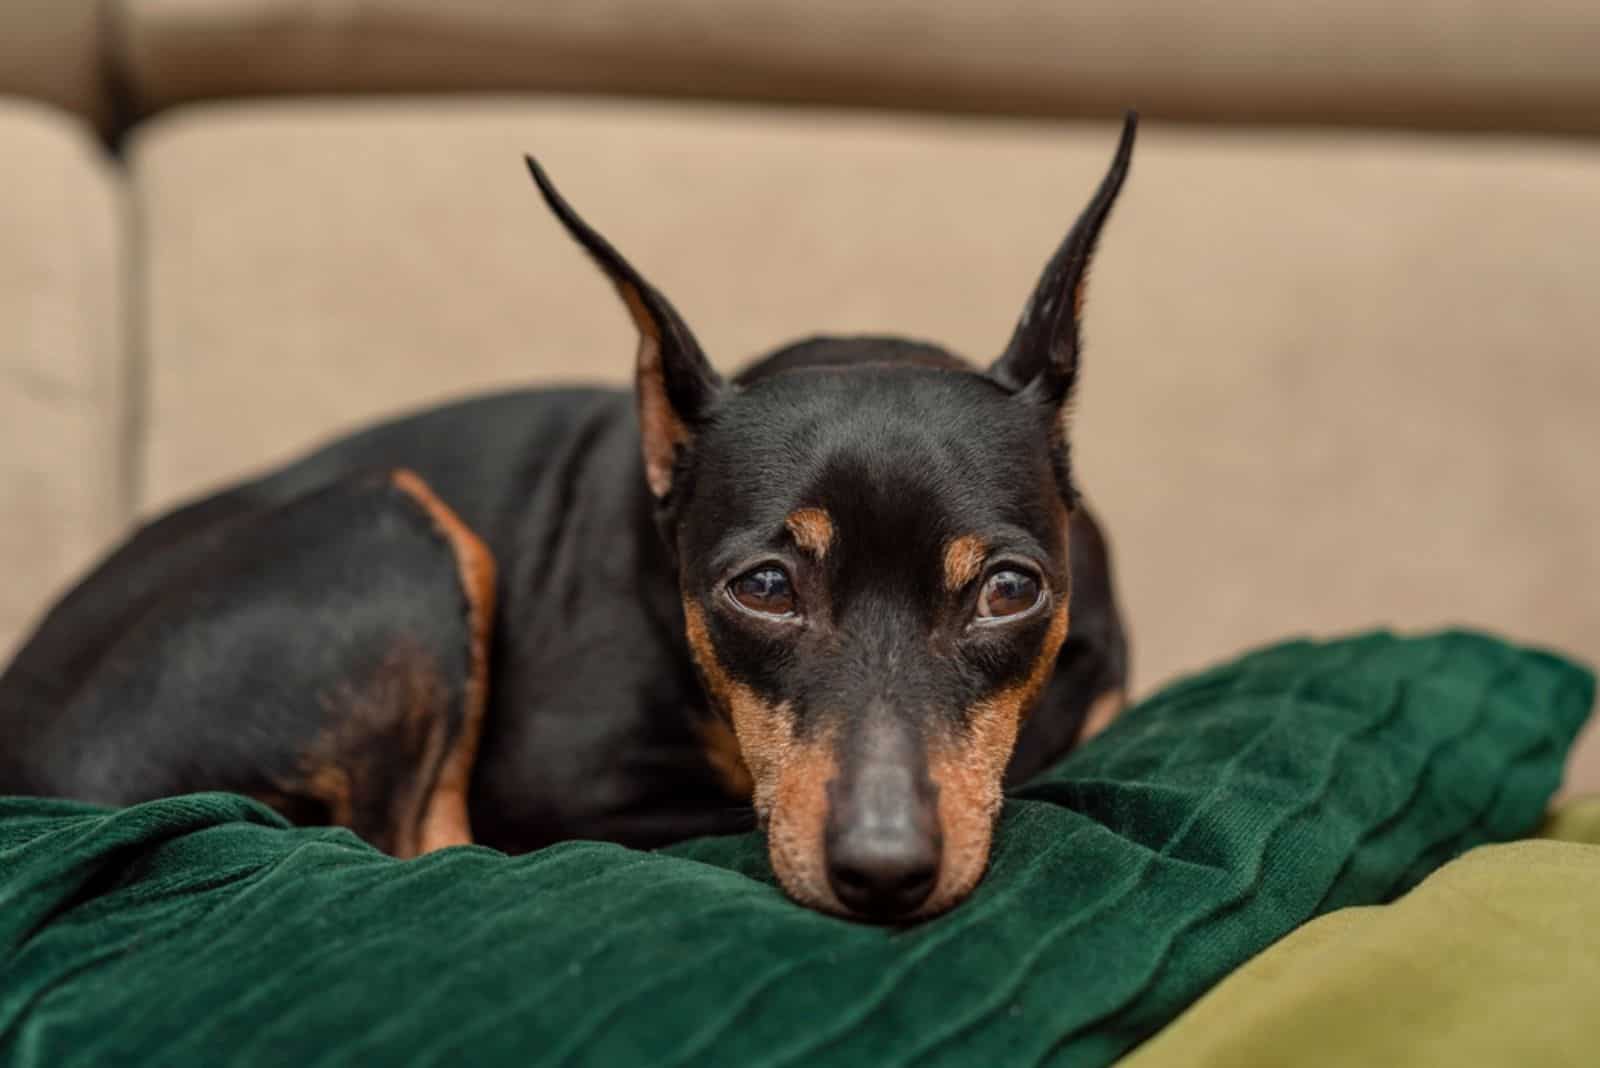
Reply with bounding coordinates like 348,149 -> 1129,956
115,0 -> 1600,134
0,102 -> 128,660
128,100 -> 1600,749
0,1 -> 107,124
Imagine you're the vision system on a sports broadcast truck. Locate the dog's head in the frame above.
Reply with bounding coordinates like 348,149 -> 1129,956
527,114 -> 1135,922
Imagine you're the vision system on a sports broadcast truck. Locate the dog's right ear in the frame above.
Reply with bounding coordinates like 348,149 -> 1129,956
526,158 -> 723,501
988,112 -> 1136,404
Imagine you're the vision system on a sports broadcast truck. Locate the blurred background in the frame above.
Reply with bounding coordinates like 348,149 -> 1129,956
2,1 -> 1597,785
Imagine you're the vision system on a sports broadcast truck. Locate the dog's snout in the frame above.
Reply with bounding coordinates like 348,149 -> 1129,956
826,818 -> 940,919
825,718 -> 941,919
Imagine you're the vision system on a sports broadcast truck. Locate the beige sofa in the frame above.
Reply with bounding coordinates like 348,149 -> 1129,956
3,1 -> 1598,788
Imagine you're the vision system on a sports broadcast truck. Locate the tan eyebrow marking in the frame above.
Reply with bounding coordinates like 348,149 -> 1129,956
942,534 -> 989,593
785,508 -> 835,560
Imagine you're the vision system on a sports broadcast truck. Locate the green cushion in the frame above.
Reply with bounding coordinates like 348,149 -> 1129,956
1,630 -> 1591,1067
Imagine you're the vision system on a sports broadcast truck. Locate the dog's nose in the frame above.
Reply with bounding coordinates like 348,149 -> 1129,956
826,824 -> 940,919
824,712 -> 942,919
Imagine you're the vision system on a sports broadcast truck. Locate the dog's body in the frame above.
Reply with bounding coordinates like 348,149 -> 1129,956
0,374 -> 1125,853
0,116 -> 1137,921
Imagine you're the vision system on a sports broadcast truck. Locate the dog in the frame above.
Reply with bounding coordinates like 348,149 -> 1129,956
0,113 -> 1135,923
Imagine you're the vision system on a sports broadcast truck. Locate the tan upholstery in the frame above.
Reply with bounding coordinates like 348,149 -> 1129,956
0,102 -> 128,659
131,100 -> 1600,759
116,0 -> 1600,134
0,0 -> 106,123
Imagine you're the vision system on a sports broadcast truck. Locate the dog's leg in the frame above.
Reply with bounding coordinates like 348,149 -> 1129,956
385,470 -> 497,855
0,470 -> 494,858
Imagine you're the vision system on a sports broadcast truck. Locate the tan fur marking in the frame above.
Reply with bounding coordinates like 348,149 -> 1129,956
279,640 -> 450,857
785,508 -> 834,561
763,738 -> 840,915
942,534 -> 988,594
618,281 -> 662,346
619,282 -> 687,499
699,715 -> 755,799
390,470 -> 498,855
922,599 -> 1070,916
683,601 -> 792,804
302,766 -> 355,828
1080,688 -> 1127,743
683,599 -> 848,913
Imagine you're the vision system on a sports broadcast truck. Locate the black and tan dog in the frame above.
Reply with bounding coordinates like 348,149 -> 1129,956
0,115 -> 1136,922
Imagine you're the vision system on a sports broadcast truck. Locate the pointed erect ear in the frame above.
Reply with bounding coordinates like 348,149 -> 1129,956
526,157 -> 724,500
989,111 -> 1137,403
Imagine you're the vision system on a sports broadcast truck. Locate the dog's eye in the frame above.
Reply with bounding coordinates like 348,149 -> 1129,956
728,566 -> 797,617
976,568 -> 1041,621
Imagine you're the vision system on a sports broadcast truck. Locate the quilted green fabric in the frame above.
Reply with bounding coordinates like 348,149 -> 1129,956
0,630 -> 1592,1067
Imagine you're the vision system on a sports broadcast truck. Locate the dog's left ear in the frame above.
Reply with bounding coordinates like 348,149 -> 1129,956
988,112 -> 1137,404
526,158 -> 723,501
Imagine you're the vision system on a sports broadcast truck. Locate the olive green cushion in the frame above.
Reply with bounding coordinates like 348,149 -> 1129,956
1122,797 -> 1600,1067
0,630 -> 1591,1066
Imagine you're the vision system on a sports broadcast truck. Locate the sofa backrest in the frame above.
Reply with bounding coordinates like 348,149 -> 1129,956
0,1 -> 107,126
8,1 -> 1600,136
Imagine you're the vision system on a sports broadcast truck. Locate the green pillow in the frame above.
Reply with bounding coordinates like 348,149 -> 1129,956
1,630 -> 1591,1067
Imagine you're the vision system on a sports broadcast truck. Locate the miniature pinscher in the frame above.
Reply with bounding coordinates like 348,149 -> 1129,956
0,114 -> 1136,923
